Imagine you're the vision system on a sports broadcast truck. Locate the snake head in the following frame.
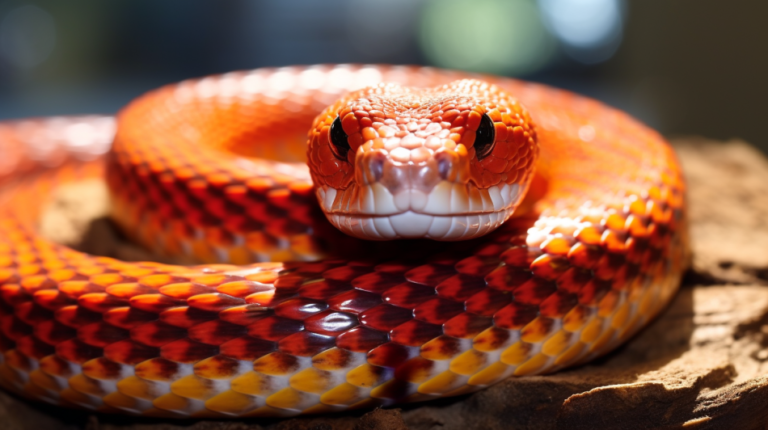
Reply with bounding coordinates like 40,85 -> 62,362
307,79 -> 538,241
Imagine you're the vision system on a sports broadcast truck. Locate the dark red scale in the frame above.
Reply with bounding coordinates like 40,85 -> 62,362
129,321 -> 187,347
161,338 -> 218,363
104,307 -> 158,329
56,339 -> 102,364
405,264 -> 456,287
188,320 -> 246,345
104,339 -> 159,365
298,280 -> 352,301
454,256 -> 500,277
219,336 -> 275,361
274,298 -> 328,320
389,319 -> 443,346
303,310 -> 358,336
77,322 -> 129,348
359,304 -> 413,331
578,278 -> 613,305
485,265 -> 532,292
160,307 -> 218,329
512,277 -> 557,305
367,342 -> 415,368
443,312 -> 493,338
413,298 -> 464,324
464,288 -> 511,316
381,282 -> 436,308
2,315 -> 31,340
351,272 -> 404,294
556,267 -> 593,294
435,274 -> 488,302
278,331 -> 335,356
336,326 -> 388,353
538,290 -> 579,318
15,301 -> 53,325
16,335 -> 54,359
247,315 -> 304,341
327,289 -> 381,314
321,265 -> 373,283
493,302 -> 539,329
55,305 -> 102,328
499,245 -> 538,267
33,320 -> 75,345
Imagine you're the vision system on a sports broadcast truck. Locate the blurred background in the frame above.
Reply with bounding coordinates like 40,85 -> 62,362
0,0 -> 765,149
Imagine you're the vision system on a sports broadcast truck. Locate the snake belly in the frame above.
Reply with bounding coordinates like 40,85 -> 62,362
0,65 -> 688,418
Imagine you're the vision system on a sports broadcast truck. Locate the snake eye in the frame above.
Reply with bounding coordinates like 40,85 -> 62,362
474,113 -> 496,160
329,116 -> 351,161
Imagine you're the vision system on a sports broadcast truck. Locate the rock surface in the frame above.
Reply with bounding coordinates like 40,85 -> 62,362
5,138 -> 768,430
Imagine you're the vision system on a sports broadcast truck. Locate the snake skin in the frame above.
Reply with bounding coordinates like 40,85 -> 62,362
0,65 -> 688,418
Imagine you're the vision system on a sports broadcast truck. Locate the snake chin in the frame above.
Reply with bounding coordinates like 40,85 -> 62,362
316,182 -> 522,240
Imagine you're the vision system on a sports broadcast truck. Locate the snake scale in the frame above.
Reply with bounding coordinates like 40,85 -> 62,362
0,65 -> 688,418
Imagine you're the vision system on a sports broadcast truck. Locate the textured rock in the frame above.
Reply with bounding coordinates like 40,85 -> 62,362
5,138 -> 768,430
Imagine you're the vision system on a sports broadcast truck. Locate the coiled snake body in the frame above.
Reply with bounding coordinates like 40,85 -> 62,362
0,65 -> 687,418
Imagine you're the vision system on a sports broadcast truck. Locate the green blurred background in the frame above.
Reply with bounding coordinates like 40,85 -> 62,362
0,0 -> 766,149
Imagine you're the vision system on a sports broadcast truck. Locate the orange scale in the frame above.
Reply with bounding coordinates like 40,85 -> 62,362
4,349 -> 35,372
217,280 -> 273,298
89,273 -> 126,288
76,265 -> 107,277
138,274 -> 183,289
188,293 -> 246,312
0,269 -> 17,284
20,275 -> 56,294
39,355 -> 76,378
158,283 -> 216,299
47,269 -> 77,283
105,282 -> 155,299
218,305 -> 269,327
15,253 -> 38,265
77,292 -> 129,313
130,294 -> 186,313
32,289 -> 73,311
16,264 -> 41,277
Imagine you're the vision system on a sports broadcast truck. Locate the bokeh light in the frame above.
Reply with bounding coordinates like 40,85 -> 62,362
537,0 -> 625,64
345,0 -> 421,62
0,5 -> 56,70
419,0 -> 557,76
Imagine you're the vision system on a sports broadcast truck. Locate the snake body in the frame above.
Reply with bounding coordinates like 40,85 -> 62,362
0,65 -> 687,418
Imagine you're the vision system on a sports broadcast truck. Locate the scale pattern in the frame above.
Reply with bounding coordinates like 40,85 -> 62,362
0,65 -> 688,418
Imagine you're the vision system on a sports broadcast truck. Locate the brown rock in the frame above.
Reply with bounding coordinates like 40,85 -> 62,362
6,138 -> 768,430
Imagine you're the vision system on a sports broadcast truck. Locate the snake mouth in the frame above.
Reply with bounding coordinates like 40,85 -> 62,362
316,181 -> 523,240
326,210 -> 517,241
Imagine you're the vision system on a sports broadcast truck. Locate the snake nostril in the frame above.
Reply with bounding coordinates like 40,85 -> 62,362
370,153 -> 385,182
437,154 -> 451,180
